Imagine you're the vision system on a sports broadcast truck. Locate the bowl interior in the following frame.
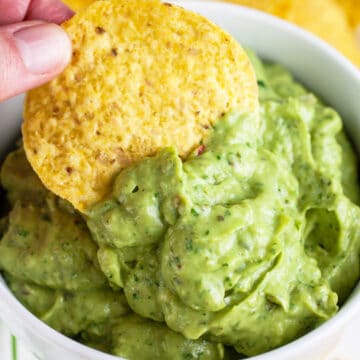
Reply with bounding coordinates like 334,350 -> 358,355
1,2 -> 360,360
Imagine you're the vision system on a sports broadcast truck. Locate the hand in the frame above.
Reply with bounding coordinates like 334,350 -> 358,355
0,0 -> 74,102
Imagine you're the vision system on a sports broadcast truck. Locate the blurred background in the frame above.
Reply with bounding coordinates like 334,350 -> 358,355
62,0 -> 360,67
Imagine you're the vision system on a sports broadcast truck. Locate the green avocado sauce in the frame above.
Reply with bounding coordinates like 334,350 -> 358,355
1,52 -> 360,359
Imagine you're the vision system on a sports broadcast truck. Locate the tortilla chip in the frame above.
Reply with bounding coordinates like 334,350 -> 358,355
23,0 -> 258,211
221,0 -> 291,16
288,0 -> 360,66
61,0 -> 95,11
224,0 -> 360,67
336,0 -> 360,29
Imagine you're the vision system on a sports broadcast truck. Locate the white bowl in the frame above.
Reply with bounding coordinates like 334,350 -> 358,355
1,1 -> 360,359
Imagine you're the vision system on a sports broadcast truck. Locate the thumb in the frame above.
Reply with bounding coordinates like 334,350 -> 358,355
0,21 -> 71,102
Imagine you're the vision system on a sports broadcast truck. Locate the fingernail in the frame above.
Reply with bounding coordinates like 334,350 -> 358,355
13,23 -> 71,74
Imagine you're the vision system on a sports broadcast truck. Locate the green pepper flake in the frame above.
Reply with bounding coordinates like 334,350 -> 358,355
257,80 -> 266,88
185,238 -> 193,251
41,214 -> 51,222
18,229 -> 29,237
191,208 -> 199,217
183,353 -> 195,360
172,256 -> 182,270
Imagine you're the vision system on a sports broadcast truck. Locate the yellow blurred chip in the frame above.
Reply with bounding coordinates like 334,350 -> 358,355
224,0 -> 360,66
61,0 -> 95,11
336,0 -> 360,29
221,0 -> 291,16
288,0 -> 360,66
23,0 -> 258,211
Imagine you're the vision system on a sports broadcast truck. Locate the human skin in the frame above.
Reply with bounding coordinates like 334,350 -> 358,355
0,0 -> 73,102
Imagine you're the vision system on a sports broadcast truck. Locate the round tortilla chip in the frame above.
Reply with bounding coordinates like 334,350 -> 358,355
23,0 -> 258,211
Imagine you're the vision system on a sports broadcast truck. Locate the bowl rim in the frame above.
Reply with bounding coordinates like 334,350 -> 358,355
1,1 -> 360,359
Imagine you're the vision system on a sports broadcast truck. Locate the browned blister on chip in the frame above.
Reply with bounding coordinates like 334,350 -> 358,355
23,0 -> 258,211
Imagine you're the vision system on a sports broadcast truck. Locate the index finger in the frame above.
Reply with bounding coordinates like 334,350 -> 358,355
26,0 -> 74,24
0,0 -> 31,25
